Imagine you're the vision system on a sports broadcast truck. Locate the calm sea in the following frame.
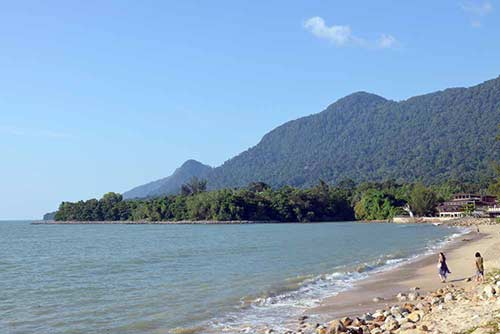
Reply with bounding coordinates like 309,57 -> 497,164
0,221 -> 462,334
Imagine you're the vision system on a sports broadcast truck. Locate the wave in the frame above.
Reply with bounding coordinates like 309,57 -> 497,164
206,225 -> 469,334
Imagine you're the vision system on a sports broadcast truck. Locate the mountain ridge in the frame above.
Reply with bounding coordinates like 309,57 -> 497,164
124,76 -> 500,198
123,159 -> 212,199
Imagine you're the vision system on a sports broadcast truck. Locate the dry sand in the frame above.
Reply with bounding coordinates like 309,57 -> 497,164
308,224 -> 500,322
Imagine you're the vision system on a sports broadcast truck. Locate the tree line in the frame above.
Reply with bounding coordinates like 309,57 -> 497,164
54,177 -> 499,222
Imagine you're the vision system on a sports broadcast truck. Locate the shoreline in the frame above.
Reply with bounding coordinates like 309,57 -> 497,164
307,226 -> 475,321
205,222 -> 470,334
283,220 -> 500,334
32,217 -> 497,225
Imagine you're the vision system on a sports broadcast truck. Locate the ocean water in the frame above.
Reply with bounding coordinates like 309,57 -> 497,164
0,221 -> 462,334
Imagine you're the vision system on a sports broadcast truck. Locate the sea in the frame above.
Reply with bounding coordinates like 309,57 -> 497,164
0,221 -> 464,334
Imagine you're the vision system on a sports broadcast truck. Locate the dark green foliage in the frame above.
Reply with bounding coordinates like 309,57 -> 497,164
354,189 -> 402,220
181,177 -> 207,196
206,78 -> 500,189
55,181 -> 355,222
489,125 -> 500,197
56,179 -> 495,222
408,183 -> 438,217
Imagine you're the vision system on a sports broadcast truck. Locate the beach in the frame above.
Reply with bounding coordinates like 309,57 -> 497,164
288,221 -> 500,334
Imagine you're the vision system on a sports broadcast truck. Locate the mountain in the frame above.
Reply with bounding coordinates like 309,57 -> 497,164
126,76 -> 500,198
43,211 -> 56,220
123,160 -> 212,199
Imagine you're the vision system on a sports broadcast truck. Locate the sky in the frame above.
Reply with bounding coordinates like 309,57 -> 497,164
1,0 -> 499,219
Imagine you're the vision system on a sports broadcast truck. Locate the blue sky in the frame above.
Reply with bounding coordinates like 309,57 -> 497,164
1,0 -> 499,219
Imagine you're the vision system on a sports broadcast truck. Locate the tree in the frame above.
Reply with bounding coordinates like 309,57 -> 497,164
354,189 -> 399,220
489,125 -> 500,197
99,192 -> 123,220
408,183 -> 438,217
181,177 -> 207,196
461,203 -> 475,216
247,181 -> 271,193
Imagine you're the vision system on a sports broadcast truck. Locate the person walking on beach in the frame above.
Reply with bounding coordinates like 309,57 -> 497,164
438,252 -> 451,283
475,252 -> 484,283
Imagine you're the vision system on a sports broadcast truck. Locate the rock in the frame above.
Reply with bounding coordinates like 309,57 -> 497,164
340,317 -> 353,327
382,315 -> 399,331
403,302 -> 415,312
299,316 -> 309,321
407,311 -> 422,323
265,330 -> 274,334
360,325 -> 370,334
351,317 -> 365,327
399,322 -> 417,330
444,293 -> 454,303
345,328 -> 362,334
370,328 -> 383,334
408,292 -> 420,301
390,305 -> 403,315
326,320 -> 346,334
419,324 -> 429,331
362,313 -> 374,322
465,277 -> 472,282
430,297 -> 442,305
397,292 -> 408,301
372,297 -> 384,303
418,304 -> 431,314
483,285 -> 496,298
316,326 -> 327,334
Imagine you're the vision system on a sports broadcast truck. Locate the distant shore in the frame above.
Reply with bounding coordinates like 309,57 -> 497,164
32,220 -> 284,225
33,217 -> 496,225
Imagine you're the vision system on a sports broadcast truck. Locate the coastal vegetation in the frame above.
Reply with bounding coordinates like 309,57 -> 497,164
54,178 -> 494,222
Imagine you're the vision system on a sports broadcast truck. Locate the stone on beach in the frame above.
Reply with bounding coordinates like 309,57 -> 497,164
326,319 -> 346,334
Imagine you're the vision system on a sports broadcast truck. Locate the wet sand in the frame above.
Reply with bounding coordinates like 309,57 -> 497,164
308,224 -> 500,321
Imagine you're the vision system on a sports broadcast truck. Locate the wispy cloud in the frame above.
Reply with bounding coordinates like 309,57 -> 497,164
377,34 -> 397,49
303,16 -> 398,49
460,1 -> 493,27
0,126 -> 73,139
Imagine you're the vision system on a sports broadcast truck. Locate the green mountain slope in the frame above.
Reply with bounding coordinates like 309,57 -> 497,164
123,160 -> 212,199
208,77 -> 500,188
125,76 -> 500,198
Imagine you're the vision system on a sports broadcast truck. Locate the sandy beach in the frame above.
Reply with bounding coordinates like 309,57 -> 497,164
289,221 -> 500,334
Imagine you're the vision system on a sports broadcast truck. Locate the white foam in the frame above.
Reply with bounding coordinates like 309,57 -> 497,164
207,225 -> 469,333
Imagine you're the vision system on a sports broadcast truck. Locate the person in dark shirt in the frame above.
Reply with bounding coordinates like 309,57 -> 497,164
438,252 -> 451,283
475,252 -> 484,283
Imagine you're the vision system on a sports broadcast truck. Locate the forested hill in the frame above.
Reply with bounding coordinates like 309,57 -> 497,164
207,76 -> 500,188
123,160 -> 212,199
124,76 -> 500,199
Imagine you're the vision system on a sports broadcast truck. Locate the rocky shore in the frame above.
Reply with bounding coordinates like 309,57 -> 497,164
277,271 -> 500,334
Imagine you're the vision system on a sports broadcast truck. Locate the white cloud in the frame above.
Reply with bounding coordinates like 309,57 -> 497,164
460,1 -> 493,27
303,16 -> 352,46
377,34 -> 397,48
303,16 -> 397,49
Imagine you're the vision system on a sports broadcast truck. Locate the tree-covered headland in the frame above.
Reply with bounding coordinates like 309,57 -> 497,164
54,177 -> 496,222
